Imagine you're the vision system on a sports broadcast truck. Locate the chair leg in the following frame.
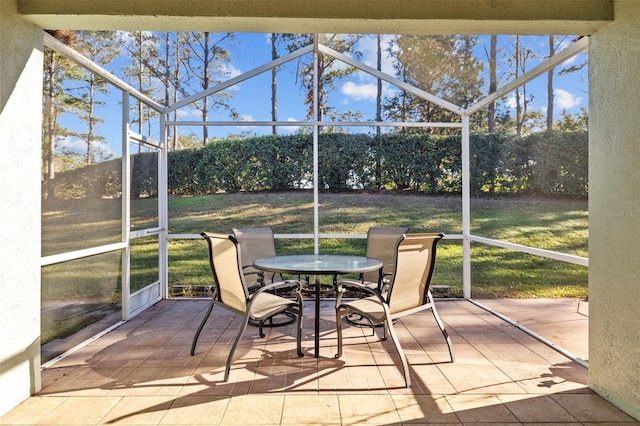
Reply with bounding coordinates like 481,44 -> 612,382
334,308 -> 344,358
381,317 -> 388,341
295,307 -> 304,358
428,291 -> 455,362
190,298 -> 215,356
385,310 -> 411,388
224,313 -> 252,382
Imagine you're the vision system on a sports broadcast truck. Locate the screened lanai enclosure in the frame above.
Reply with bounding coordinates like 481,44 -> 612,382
40,32 -> 589,366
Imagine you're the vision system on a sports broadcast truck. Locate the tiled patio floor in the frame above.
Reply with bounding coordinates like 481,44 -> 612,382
2,298 -> 638,425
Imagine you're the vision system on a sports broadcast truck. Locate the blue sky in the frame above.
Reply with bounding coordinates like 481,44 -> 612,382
56,33 -> 588,160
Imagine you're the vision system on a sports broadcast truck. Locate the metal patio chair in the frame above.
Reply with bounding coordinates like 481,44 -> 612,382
338,226 -> 408,329
191,232 -> 304,382
232,227 -> 298,333
232,227 -> 283,292
335,233 -> 454,387
338,226 -> 409,292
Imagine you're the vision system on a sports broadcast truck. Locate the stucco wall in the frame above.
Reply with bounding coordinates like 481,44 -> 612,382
588,0 -> 640,420
0,0 -> 43,416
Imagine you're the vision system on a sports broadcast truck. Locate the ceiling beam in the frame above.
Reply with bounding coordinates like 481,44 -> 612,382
19,0 -> 613,35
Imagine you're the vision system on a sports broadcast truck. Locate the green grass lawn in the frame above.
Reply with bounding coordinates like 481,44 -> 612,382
165,191 -> 588,299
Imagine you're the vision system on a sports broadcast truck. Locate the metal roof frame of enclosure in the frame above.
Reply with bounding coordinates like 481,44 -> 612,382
42,31 -> 589,322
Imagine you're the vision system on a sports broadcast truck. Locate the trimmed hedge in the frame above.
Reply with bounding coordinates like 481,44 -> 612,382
52,131 -> 588,199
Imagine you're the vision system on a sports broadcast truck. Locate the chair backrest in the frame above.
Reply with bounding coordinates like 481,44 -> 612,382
201,232 -> 248,313
387,233 -> 443,315
232,227 -> 282,283
362,226 -> 409,283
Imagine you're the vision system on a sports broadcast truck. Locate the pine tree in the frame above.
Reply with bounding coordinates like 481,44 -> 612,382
74,31 -> 120,164
42,30 -> 79,200
183,32 -> 238,144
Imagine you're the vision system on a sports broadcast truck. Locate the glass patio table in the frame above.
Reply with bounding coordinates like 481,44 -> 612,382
253,254 -> 383,358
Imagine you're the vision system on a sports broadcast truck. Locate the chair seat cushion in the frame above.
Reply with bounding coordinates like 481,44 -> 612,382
342,296 -> 385,323
250,292 -> 297,321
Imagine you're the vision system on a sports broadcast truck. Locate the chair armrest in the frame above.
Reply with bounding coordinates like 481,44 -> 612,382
381,264 -> 394,277
254,279 -> 303,295
241,266 -> 265,284
335,279 -> 385,307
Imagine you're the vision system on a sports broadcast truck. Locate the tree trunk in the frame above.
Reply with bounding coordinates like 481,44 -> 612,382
202,32 -> 210,145
515,36 -> 523,137
375,34 -> 383,189
163,33 -> 173,151
271,34 -> 278,135
488,35 -> 497,133
547,35 -> 555,131
87,74 -> 96,165
137,32 -> 144,152
172,34 -> 182,150
46,55 -> 57,201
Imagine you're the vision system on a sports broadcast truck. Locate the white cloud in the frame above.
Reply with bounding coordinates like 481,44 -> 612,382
559,53 -> 578,67
222,63 -> 242,79
281,117 -> 301,133
357,35 -> 396,75
554,88 -> 582,109
331,35 -> 400,105
341,79 -> 397,103
215,63 -> 243,93
341,81 -> 378,101
175,106 -> 197,118
56,136 -> 86,154
235,114 -> 256,130
116,30 -> 154,46
116,31 -> 159,54
328,57 -> 351,73
56,136 -> 116,160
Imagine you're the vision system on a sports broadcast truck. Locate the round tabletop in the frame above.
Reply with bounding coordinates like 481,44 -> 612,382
253,254 -> 383,275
